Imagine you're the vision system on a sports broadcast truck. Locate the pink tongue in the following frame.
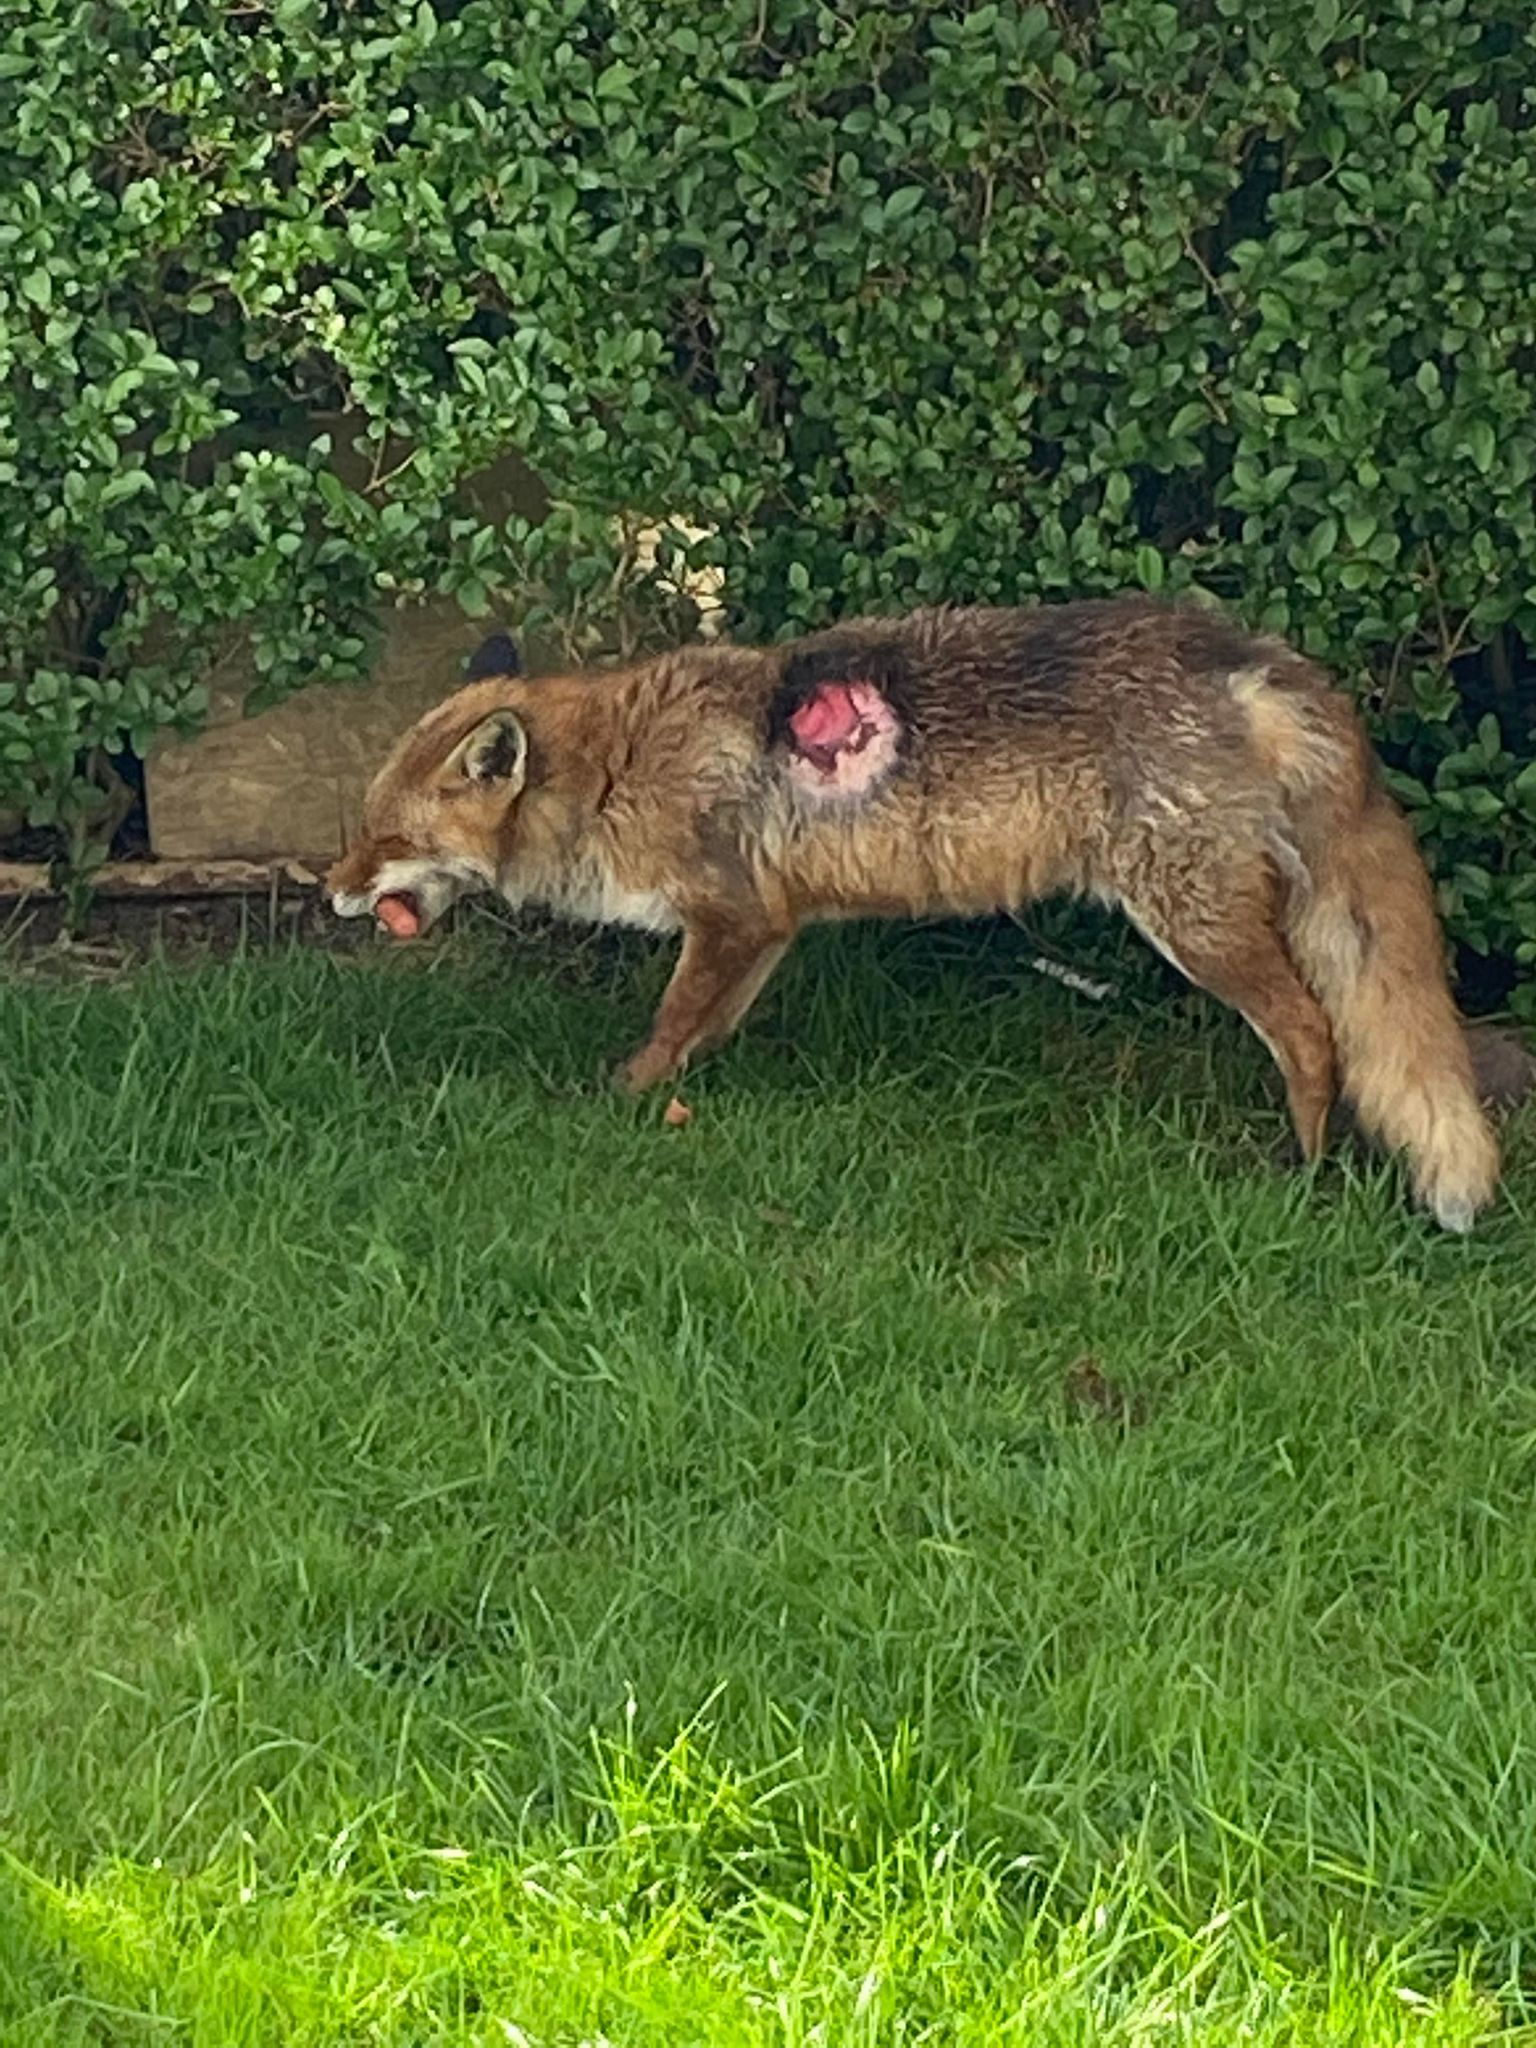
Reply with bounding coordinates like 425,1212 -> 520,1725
376,894 -> 421,939
789,683 -> 863,752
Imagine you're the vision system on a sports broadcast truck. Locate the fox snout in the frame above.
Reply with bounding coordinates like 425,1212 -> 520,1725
325,842 -> 486,942
326,845 -> 380,918
326,844 -> 425,939
327,846 -> 410,931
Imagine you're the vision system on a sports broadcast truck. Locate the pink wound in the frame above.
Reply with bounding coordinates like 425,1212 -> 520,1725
786,679 -> 901,799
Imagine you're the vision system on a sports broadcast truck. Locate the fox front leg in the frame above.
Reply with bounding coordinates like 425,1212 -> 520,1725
616,917 -> 795,1094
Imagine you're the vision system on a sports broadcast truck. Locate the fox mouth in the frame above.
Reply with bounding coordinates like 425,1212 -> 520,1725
329,882 -> 433,936
329,856 -> 491,936
374,889 -> 423,940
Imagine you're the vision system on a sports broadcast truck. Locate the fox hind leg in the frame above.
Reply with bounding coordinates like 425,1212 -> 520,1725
1124,882 -> 1337,1165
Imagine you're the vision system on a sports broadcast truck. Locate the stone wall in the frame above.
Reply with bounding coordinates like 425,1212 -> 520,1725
142,416 -> 725,862
144,601 -> 492,862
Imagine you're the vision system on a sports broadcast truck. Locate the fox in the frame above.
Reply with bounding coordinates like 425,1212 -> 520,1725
327,596 -> 1527,1232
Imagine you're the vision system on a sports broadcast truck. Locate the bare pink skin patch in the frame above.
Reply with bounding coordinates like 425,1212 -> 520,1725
785,679 -> 901,799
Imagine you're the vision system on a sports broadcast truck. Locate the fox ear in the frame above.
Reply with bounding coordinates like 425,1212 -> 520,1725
446,709 -> 528,791
464,630 -> 520,682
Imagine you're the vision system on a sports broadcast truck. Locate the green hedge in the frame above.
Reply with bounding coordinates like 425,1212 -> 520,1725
2,0 -> 1533,997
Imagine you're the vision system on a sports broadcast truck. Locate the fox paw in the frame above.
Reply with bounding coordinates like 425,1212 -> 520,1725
613,1045 -> 678,1095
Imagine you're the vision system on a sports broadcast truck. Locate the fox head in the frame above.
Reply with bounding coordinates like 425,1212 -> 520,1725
327,631 -> 530,939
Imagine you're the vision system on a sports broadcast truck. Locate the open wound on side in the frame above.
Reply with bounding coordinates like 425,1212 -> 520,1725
784,678 -> 902,799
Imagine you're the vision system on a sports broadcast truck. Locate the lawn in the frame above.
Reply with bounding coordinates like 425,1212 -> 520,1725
1,910 -> 1533,2045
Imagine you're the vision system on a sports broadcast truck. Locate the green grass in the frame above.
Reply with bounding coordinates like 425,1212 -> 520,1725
1,911 -> 1533,2044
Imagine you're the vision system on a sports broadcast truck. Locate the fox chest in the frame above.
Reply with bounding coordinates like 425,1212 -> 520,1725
509,859 -> 682,934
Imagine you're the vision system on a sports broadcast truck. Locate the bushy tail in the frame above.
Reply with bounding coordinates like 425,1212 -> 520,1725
1264,694 -> 1499,1230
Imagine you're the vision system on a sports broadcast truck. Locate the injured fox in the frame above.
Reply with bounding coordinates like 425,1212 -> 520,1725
327,599 -> 1531,1231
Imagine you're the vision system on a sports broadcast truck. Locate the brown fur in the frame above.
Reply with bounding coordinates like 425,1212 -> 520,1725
328,597 -> 1517,1231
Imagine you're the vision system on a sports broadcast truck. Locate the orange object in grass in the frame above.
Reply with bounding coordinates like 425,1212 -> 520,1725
375,893 -> 421,939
